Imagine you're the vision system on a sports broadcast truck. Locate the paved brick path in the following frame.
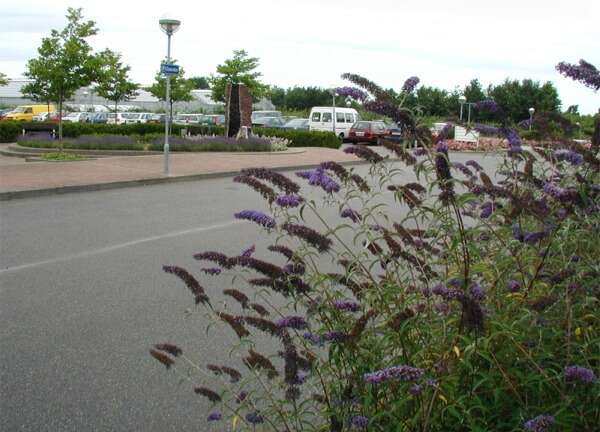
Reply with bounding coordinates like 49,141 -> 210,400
0,147 -> 359,194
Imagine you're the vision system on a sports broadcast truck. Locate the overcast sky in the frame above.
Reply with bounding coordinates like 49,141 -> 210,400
1,0 -> 598,114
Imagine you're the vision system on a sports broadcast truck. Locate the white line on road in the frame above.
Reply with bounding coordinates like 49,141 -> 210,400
0,220 -> 243,275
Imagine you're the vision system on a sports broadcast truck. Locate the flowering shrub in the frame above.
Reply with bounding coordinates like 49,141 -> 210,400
152,65 -> 599,430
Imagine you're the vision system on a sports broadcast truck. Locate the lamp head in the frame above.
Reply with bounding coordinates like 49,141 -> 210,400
458,95 -> 466,103
528,107 -> 535,115
159,18 -> 181,35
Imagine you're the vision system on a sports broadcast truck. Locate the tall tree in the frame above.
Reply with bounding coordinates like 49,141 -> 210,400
146,60 -> 194,125
95,49 -> 139,115
210,50 -> 267,102
463,79 -> 486,103
188,76 -> 210,90
24,7 -> 100,141
0,72 -> 8,86
488,79 -> 561,122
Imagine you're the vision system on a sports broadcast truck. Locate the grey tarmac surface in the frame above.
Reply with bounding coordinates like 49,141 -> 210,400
0,153 -> 503,431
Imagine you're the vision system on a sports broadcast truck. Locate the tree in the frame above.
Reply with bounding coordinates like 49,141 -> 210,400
95,49 -> 139,115
21,79 -> 58,116
463,79 -> 486,103
24,7 -> 100,141
0,72 -> 7,86
488,79 -> 561,123
146,60 -> 194,127
188,76 -> 210,90
210,50 -> 267,102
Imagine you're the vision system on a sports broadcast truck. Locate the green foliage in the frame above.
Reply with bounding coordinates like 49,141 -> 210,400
0,121 -> 20,142
210,50 -> 267,102
146,59 -> 194,106
269,86 -> 351,112
41,152 -> 86,161
94,49 -> 139,113
188,76 -> 210,90
0,72 -> 8,86
489,79 -> 561,123
23,7 -> 100,140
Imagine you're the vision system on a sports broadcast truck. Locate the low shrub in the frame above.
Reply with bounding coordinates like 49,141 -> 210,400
152,67 -> 600,431
0,121 -> 20,143
18,134 -> 145,151
254,127 -> 341,148
148,135 -> 287,152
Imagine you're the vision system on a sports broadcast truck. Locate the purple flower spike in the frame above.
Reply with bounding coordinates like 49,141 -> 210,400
341,208 -> 361,223
432,283 -> 449,297
245,412 -> 264,425
401,76 -> 420,94
564,365 -> 597,384
303,332 -> 324,346
554,149 -> 583,166
335,86 -> 368,102
556,59 -> 600,90
323,331 -> 347,343
241,245 -> 255,257
474,124 -> 500,135
413,147 -> 428,157
333,299 -> 361,312
475,99 -> 499,112
350,415 -> 369,429
507,280 -> 521,292
201,267 -> 222,276
501,127 -> 523,154
364,365 -> 424,384
207,411 -> 222,421
469,283 -> 485,301
296,168 -> 340,193
234,210 -> 276,229
524,414 -> 555,432
276,315 -> 308,330
276,194 -> 304,208
480,201 -> 495,219
409,383 -> 423,396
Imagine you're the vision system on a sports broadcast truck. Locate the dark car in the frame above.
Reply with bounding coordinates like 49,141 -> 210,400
89,112 -> 108,124
0,108 -> 14,120
282,118 -> 309,130
148,114 -> 166,124
260,117 -> 287,129
347,121 -> 390,144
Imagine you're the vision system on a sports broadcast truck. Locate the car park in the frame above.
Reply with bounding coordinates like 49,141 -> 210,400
0,108 -> 14,120
346,120 -> 390,144
282,118 -> 309,130
89,112 -> 108,124
251,110 -> 282,126
120,112 -> 154,124
173,114 -> 207,125
32,111 -> 60,122
204,114 -> 225,125
308,107 -> 359,139
148,114 -> 166,124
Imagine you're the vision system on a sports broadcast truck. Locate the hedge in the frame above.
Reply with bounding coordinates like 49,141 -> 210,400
2,121 -> 342,149
0,121 -> 20,143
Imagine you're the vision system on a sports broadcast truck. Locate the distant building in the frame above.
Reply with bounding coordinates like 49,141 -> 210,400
0,78 -> 273,112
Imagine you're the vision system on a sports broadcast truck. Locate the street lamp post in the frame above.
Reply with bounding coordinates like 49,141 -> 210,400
330,89 -> 338,135
83,90 -> 89,112
159,17 -> 181,176
459,95 -> 466,121
528,107 -> 535,131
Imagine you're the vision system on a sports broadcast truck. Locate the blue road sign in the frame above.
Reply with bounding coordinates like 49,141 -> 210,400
161,63 -> 180,75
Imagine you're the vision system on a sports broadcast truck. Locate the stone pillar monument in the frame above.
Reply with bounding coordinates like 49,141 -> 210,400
225,82 -> 252,138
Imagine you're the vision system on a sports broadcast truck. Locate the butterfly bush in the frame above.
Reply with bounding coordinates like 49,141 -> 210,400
152,64 -> 600,431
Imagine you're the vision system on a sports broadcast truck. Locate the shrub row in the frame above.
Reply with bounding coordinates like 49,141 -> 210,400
2,121 -> 342,148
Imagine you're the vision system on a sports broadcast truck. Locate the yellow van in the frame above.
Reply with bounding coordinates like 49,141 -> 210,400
4,104 -> 56,122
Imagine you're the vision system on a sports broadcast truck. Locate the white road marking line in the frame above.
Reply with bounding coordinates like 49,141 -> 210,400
0,220 -> 243,274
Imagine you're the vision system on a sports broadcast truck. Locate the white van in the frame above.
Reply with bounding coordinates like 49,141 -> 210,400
308,107 -> 359,138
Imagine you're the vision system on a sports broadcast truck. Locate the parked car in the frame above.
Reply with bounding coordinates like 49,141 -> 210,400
89,112 -> 108,124
251,110 -> 282,126
385,121 -> 403,142
4,104 -> 56,122
119,112 -> 153,124
148,114 -> 166,124
204,114 -> 225,125
62,112 -> 91,123
107,113 -> 128,124
0,108 -> 13,120
32,111 -> 60,122
347,121 -> 390,144
260,117 -> 287,128
282,118 -> 309,130
173,114 -> 206,125
308,107 -> 359,139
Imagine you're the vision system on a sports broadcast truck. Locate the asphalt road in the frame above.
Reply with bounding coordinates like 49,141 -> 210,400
0,153 -> 503,431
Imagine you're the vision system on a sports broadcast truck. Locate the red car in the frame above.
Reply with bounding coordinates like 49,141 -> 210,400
347,121 -> 390,144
